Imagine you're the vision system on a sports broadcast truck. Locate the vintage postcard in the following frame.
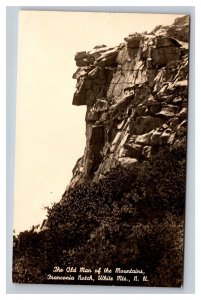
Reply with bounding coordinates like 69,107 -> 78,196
13,11 -> 189,287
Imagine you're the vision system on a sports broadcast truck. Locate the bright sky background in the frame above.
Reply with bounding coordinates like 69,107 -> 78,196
14,11 -> 184,234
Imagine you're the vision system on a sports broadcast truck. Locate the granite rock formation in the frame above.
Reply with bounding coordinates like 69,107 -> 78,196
69,15 -> 189,189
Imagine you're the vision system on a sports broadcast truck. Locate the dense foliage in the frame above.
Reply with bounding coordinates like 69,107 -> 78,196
13,146 -> 186,286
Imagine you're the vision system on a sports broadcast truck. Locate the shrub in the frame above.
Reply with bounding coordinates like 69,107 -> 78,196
13,146 -> 186,286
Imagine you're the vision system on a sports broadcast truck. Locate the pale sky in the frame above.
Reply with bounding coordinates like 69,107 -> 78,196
14,11 -> 184,234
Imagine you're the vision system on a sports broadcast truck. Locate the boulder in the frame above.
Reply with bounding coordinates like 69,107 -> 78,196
178,107 -> 187,118
135,131 -> 153,145
155,36 -> 181,48
75,51 -> 87,60
75,51 -> 95,67
147,99 -> 161,114
124,143 -> 143,159
134,129 -> 164,146
157,105 -> 178,117
96,47 -> 118,67
151,46 -> 181,66
159,94 -> 174,103
150,130 -> 163,145
133,105 -> 147,119
118,157 -> 138,167
88,46 -> 109,60
76,58 -> 93,67
131,116 -> 162,135
96,156 -> 118,175
110,94 -> 134,115
124,33 -> 142,48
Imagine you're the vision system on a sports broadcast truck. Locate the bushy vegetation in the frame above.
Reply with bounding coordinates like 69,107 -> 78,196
13,146 -> 186,286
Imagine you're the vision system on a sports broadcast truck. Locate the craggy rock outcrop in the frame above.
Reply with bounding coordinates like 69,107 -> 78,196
69,16 -> 189,188
150,15 -> 189,42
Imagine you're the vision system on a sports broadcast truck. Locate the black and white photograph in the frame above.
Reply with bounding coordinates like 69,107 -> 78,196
12,11 -> 189,287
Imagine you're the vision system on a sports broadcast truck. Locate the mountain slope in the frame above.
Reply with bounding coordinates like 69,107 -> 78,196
69,15 -> 189,189
13,15 -> 189,287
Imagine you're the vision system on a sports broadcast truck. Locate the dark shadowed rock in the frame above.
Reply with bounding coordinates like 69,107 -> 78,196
151,46 -> 181,66
124,32 -> 142,48
157,105 -> 178,117
130,116 -> 163,135
124,143 -> 143,159
89,125 -> 105,146
155,36 -> 181,47
75,51 -> 87,60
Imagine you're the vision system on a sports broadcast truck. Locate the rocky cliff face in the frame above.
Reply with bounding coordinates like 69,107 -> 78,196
13,16 -> 189,286
69,16 -> 189,188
